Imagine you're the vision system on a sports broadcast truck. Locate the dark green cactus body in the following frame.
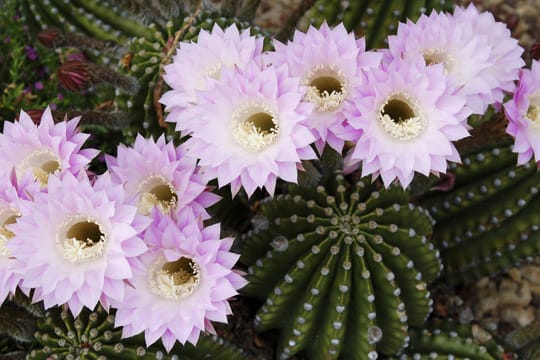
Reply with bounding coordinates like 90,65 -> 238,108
29,305 -> 246,360
241,170 -> 441,359
390,321 -> 506,359
301,0 -> 454,48
420,145 -> 540,286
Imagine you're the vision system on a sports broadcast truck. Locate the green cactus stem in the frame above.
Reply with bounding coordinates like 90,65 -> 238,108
300,0 -> 454,48
420,145 -> 540,286
241,157 -> 441,359
389,321 -> 507,359
28,305 -> 246,360
20,0 -> 152,44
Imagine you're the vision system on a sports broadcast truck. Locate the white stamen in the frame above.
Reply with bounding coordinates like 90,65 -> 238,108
378,91 -> 426,140
149,256 -> 201,299
231,102 -> 279,152
57,215 -> 107,263
303,64 -> 348,112
0,207 -> 20,257
0,230 -> 12,257
136,175 -> 178,215
526,93 -> 540,128
16,149 -> 61,187
422,48 -> 457,74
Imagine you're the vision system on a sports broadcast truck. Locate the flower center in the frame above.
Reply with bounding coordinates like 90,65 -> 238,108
231,102 -> 279,152
150,256 -> 201,299
526,93 -> 540,128
421,48 -> 456,74
57,216 -> 106,263
303,64 -> 348,112
0,207 -> 20,257
17,149 -> 61,187
136,175 -> 178,215
378,92 -> 426,140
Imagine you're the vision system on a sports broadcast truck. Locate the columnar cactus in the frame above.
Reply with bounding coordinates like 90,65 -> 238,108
28,305 -> 246,360
420,144 -> 540,285
389,321 -> 507,359
20,0 -> 152,43
301,0 -> 454,48
241,159 -> 442,359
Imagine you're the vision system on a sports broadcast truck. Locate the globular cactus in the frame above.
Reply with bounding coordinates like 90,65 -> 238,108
29,304 -> 247,360
300,0 -> 455,48
420,144 -> 540,286
241,152 -> 442,359
389,321 -> 507,359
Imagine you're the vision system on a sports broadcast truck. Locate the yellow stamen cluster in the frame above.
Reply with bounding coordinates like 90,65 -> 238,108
17,149 -> 61,187
231,102 -> 279,152
57,216 -> 107,263
421,48 -> 457,74
303,64 -> 348,112
137,175 -> 178,215
150,256 -> 201,299
378,92 -> 426,141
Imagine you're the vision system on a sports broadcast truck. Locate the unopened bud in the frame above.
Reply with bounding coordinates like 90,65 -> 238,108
37,28 -> 61,48
58,61 -> 90,91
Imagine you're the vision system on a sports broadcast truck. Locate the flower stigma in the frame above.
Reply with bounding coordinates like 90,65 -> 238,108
378,91 -> 426,141
150,256 -> 201,299
137,175 -> 178,215
303,64 -> 348,112
231,102 -> 279,152
57,215 -> 107,263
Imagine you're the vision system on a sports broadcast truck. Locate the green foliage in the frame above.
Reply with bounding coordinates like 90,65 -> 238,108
241,150 -> 441,359
388,321 -> 506,359
29,304 -> 246,360
300,0 -> 454,48
420,145 -> 540,286
0,0 -> 93,122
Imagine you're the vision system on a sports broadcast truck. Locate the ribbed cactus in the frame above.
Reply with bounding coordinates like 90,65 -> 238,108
420,144 -> 540,286
389,321 -> 507,359
241,152 -> 442,359
29,304 -> 246,360
300,0 -> 455,48
19,0 -> 153,44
